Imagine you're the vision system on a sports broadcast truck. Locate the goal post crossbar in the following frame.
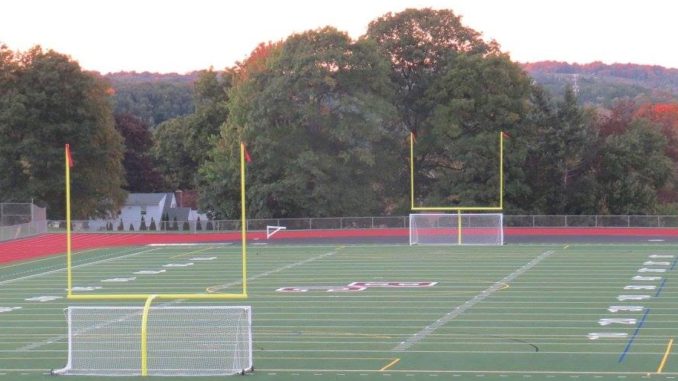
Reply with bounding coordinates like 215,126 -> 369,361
63,143 -> 250,300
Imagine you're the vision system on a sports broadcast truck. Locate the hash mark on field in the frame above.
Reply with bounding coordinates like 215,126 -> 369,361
392,250 -> 556,352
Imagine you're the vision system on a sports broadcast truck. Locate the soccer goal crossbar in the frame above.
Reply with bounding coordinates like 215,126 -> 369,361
54,302 -> 253,377
409,213 -> 504,246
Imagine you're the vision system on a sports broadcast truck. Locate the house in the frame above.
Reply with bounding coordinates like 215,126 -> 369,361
119,193 -> 176,230
113,192 -> 209,231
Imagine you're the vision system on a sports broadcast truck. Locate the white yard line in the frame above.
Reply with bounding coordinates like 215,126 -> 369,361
0,247 -> 160,287
392,250 -> 556,352
206,247 -> 342,292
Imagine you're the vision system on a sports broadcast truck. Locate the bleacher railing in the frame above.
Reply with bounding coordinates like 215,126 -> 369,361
46,215 -> 678,233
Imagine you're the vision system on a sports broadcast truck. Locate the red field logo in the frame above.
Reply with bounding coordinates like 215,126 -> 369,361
275,281 -> 437,293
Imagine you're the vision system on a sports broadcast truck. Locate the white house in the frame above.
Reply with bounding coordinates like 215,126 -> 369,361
119,193 -> 176,230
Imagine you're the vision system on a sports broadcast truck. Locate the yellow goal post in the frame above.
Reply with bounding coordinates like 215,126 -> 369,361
63,143 -> 251,301
409,131 -> 505,212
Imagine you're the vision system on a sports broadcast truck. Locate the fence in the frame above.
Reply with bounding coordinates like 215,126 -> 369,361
46,215 -> 678,234
0,203 -> 48,241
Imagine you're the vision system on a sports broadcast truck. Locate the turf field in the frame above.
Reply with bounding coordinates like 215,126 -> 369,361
1,242 -> 677,380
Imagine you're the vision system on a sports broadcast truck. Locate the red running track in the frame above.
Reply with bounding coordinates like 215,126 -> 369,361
2,227 -> 678,264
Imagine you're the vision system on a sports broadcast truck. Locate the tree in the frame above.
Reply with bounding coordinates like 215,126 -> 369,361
0,45 -> 126,218
114,113 -> 165,191
365,8 -> 498,138
414,53 -> 534,208
596,119 -> 672,213
199,27 -> 401,218
153,69 -> 232,190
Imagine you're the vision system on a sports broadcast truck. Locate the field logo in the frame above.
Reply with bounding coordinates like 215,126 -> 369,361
276,281 -> 437,293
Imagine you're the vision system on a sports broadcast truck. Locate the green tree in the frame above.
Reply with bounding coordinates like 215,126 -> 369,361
365,8 -> 497,138
153,69 -> 232,190
414,53 -> 533,208
115,113 -> 165,191
0,46 -> 126,218
200,28 -> 400,218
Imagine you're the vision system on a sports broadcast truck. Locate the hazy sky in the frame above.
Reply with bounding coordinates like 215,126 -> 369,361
2,0 -> 677,73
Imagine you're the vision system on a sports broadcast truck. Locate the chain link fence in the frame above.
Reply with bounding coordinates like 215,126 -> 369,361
0,203 -> 48,241
46,214 -> 678,233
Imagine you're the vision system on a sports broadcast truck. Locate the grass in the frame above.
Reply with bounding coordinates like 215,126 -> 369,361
0,242 -> 677,380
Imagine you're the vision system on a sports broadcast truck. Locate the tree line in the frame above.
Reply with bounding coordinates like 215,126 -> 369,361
2,8 -> 677,219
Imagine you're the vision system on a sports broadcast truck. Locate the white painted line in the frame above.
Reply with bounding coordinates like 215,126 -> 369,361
638,268 -> 666,273
643,261 -> 670,266
598,318 -> 637,326
0,247 -> 160,286
617,295 -> 651,301
207,249 -> 341,293
608,306 -> 644,313
624,285 -> 656,290
648,239 -> 665,242
392,250 -> 556,352
649,255 -> 674,258
587,332 -> 629,340
133,270 -> 166,275
162,263 -> 194,267
190,257 -> 216,261
25,296 -> 61,302
68,286 -> 102,292
100,277 -> 136,283
632,276 -> 662,281
0,307 -> 21,313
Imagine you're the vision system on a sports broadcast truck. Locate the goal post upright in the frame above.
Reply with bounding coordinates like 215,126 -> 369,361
64,142 -> 251,301
240,142 -> 248,297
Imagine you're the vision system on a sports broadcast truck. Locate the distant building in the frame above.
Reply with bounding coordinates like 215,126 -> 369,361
111,192 -> 207,231
119,193 -> 176,230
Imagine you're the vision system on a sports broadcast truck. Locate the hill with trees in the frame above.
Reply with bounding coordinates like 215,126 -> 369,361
4,9 -> 678,219
523,61 -> 678,106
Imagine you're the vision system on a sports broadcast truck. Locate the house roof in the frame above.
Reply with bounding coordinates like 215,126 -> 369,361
167,207 -> 191,221
125,193 -> 166,207
161,193 -> 175,213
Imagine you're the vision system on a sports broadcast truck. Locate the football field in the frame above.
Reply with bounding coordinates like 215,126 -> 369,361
1,242 -> 677,380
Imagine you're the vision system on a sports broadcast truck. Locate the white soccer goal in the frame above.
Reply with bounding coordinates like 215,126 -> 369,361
409,213 -> 504,246
266,225 -> 286,239
54,306 -> 253,376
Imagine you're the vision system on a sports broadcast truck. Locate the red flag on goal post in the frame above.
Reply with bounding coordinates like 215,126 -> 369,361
242,143 -> 252,163
65,144 -> 74,167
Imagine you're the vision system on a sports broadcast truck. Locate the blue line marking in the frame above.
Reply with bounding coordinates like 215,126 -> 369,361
671,257 -> 678,270
655,279 -> 667,297
618,308 -> 650,363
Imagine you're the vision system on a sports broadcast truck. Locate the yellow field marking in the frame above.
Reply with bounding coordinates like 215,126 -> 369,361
657,338 -> 674,374
379,358 -> 400,372
564,245 -> 570,249
498,283 -> 510,290
170,246 -> 214,259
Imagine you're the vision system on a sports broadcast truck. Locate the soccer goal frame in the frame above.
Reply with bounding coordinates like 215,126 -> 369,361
63,143 -> 251,301
409,212 -> 504,246
54,302 -> 253,377
409,131 -> 505,211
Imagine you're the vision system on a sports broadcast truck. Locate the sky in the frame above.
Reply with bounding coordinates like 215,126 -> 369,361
1,0 -> 677,73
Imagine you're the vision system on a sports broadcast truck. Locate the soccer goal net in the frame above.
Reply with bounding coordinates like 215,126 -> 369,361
409,213 -> 504,246
54,306 -> 252,377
